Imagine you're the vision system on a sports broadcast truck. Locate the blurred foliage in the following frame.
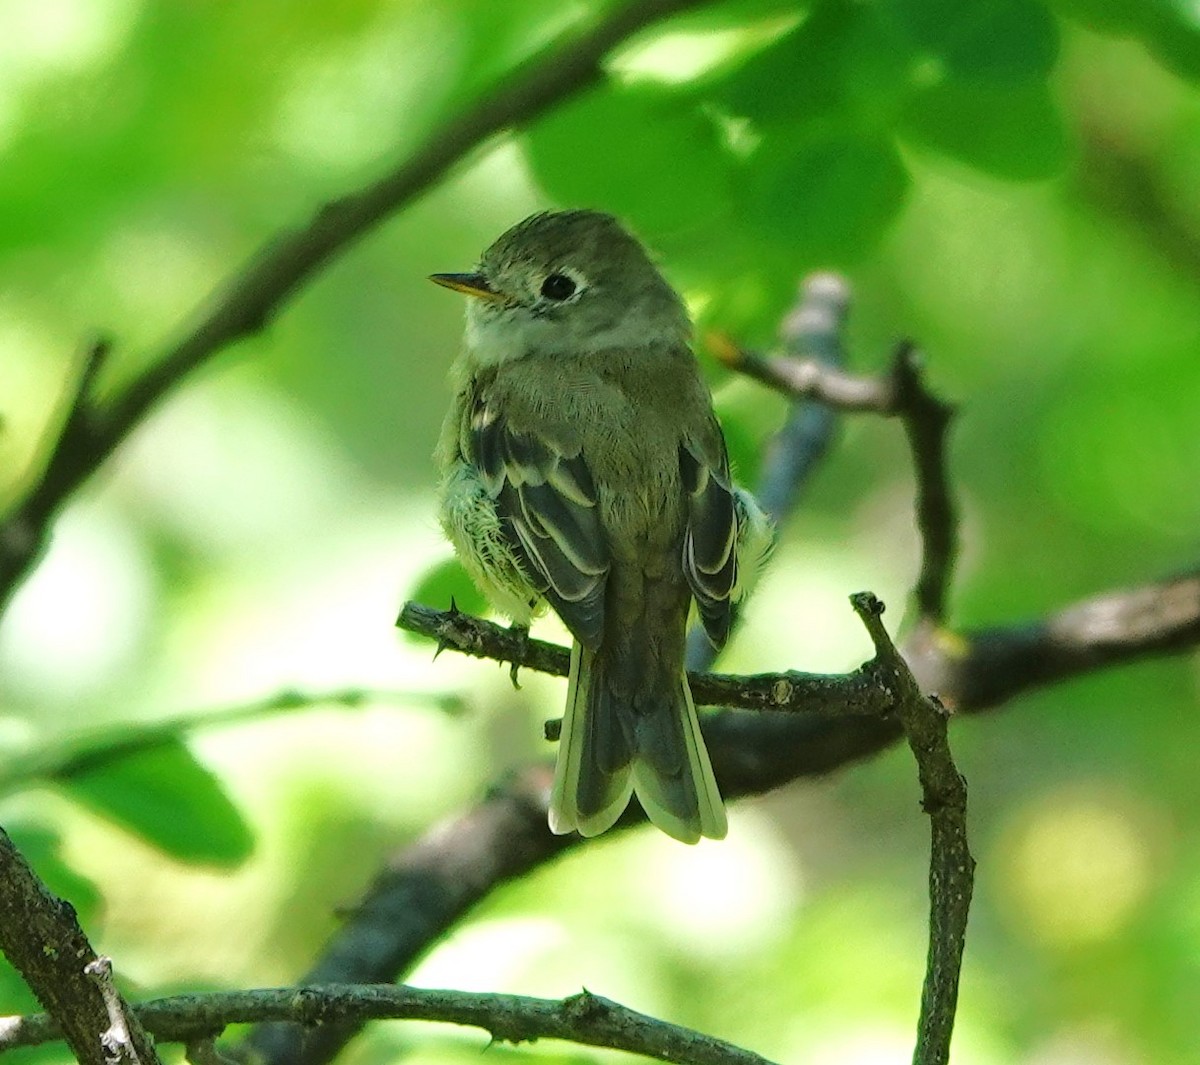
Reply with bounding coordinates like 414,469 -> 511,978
1,0 -> 1199,1063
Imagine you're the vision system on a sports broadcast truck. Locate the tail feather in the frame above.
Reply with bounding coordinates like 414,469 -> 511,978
548,643 -> 633,838
549,641 -> 727,843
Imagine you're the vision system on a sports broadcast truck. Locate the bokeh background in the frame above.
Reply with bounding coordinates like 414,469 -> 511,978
1,0 -> 1199,1062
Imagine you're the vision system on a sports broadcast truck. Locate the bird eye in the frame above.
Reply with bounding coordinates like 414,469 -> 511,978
540,273 -> 577,301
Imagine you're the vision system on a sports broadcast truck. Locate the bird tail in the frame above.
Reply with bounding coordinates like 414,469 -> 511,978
548,640 -> 727,843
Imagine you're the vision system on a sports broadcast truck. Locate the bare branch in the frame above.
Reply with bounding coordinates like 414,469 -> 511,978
850,594 -> 973,1065
0,0 -> 712,616
399,600 -> 895,718
83,957 -> 150,1065
1,984 -> 777,1065
0,829 -> 162,1065
890,344 -> 957,623
398,566 -> 1200,721
907,569 -> 1200,710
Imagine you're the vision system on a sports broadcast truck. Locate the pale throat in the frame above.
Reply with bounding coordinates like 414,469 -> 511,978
464,299 -> 689,365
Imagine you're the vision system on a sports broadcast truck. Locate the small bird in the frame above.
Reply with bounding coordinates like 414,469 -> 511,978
432,210 -> 771,843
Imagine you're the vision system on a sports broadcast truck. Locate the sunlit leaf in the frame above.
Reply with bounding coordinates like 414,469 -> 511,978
61,740 -> 253,867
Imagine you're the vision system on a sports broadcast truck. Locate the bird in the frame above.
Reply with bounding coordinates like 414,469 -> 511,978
432,209 -> 772,843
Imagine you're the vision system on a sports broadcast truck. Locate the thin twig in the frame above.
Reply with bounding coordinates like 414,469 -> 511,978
889,344 -> 957,623
0,0 -> 712,616
849,594 -> 973,1065
84,957 -> 146,1065
0,984 -> 777,1065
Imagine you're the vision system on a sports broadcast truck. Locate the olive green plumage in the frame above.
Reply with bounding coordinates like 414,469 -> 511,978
434,210 -> 771,843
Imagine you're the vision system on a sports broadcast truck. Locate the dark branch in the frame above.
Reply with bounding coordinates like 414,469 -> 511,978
0,0 -> 711,617
0,829 -> 161,1065
257,569 -> 1200,1065
850,594 -> 973,1065
890,344 -> 957,623
905,569 -> 1200,710
399,567 -> 1200,722
2,984 -> 777,1065
401,601 -> 895,718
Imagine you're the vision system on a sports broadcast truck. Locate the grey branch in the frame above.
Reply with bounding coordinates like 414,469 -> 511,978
716,331 -> 958,623
850,594 -> 973,1065
0,984 -> 776,1065
0,829 -> 162,1065
0,0 -> 711,616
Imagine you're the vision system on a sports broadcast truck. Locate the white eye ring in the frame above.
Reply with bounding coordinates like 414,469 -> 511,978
538,267 -> 586,302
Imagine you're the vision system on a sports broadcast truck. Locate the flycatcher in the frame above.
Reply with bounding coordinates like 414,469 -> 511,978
433,210 -> 771,843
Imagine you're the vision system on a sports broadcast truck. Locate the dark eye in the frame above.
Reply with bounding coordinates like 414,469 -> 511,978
540,273 -> 577,301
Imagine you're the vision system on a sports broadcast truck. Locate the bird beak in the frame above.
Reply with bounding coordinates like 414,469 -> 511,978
429,272 -> 507,304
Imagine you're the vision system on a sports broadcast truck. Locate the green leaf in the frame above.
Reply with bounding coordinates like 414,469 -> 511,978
714,0 -> 914,131
524,82 -> 733,234
1147,11 -> 1200,81
61,740 -> 253,867
408,555 -> 489,618
1048,0 -> 1200,82
891,0 -> 1059,83
736,132 -> 910,263
900,80 -> 1069,180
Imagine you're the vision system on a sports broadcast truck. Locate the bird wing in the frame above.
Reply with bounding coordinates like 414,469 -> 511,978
470,398 -> 609,649
680,424 -> 739,648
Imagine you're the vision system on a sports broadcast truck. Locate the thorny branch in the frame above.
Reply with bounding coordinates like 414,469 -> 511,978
0,984 -> 776,1065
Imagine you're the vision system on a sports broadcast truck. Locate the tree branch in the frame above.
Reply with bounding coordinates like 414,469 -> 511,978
850,594 -> 972,1065
0,829 -> 162,1065
0,984 -> 776,1065
398,567 -> 1200,722
0,0 -> 711,616
246,565 -> 1200,1065
715,333 -> 958,622
402,600 -> 895,719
